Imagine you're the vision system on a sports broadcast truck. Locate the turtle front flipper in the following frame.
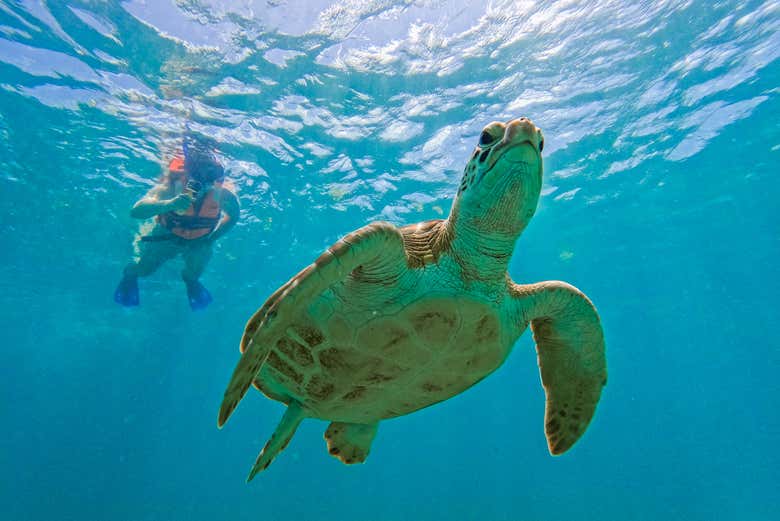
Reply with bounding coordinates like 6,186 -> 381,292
510,280 -> 607,455
218,222 -> 408,427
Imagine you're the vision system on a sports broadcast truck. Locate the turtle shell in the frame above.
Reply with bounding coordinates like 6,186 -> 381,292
252,293 -> 511,423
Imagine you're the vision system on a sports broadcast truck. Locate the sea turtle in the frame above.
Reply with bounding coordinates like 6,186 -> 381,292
218,117 -> 606,481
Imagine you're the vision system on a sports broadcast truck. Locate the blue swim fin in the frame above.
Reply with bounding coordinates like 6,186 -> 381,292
185,279 -> 212,310
114,275 -> 139,307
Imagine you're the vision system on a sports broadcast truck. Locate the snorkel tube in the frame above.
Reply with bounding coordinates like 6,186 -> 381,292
181,125 -> 201,193
182,121 -> 194,165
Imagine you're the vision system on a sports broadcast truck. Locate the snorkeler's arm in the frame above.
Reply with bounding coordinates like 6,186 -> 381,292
208,189 -> 240,241
130,185 -> 191,219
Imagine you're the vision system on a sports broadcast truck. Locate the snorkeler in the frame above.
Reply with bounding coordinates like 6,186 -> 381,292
113,139 -> 240,310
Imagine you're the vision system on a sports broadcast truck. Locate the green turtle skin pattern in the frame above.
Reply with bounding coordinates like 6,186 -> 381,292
219,118 -> 607,480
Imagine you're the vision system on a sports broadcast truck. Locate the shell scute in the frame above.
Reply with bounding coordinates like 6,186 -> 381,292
305,375 -> 335,401
266,351 -> 304,385
276,336 -> 314,367
290,324 -> 325,347
409,307 -> 460,347
355,319 -> 428,368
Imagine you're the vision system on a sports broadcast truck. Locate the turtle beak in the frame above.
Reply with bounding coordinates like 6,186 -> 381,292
496,119 -> 543,169
503,118 -> 543,154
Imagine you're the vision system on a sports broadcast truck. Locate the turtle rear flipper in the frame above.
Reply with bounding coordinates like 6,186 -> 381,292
247,402 -> 306,482
512,281 -> 607,455
324,422 -> 379,465
218,222 -> 408,428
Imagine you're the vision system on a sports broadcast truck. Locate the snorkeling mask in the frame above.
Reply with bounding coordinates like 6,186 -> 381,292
185,178 -> 203,195
183,133 -> 225,188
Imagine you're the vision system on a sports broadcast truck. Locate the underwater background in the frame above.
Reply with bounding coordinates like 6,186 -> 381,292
1,1 -> 778,520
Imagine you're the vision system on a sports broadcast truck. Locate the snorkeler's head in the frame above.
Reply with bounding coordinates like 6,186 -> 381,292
184,143 -> 224,183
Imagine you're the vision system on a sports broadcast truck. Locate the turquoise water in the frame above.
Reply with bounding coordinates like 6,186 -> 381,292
1,1 -> 778,519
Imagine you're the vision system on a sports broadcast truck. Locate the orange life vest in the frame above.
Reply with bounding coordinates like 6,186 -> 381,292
157,157 -> 222,240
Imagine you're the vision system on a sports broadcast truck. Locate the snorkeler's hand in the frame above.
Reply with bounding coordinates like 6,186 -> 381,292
166,192 -> 193,212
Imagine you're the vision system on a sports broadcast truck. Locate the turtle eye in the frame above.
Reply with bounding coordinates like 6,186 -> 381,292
479,130 -> 495,146
539,138 -> 544,152
479,122 -> 504,147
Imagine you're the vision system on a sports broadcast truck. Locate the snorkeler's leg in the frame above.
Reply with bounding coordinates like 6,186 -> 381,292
114,238 -> 179,306
182,240 -> 213,310
124,241 -> 178,277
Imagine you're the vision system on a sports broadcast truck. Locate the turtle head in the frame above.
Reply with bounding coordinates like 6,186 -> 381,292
451,117 -> 544,242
